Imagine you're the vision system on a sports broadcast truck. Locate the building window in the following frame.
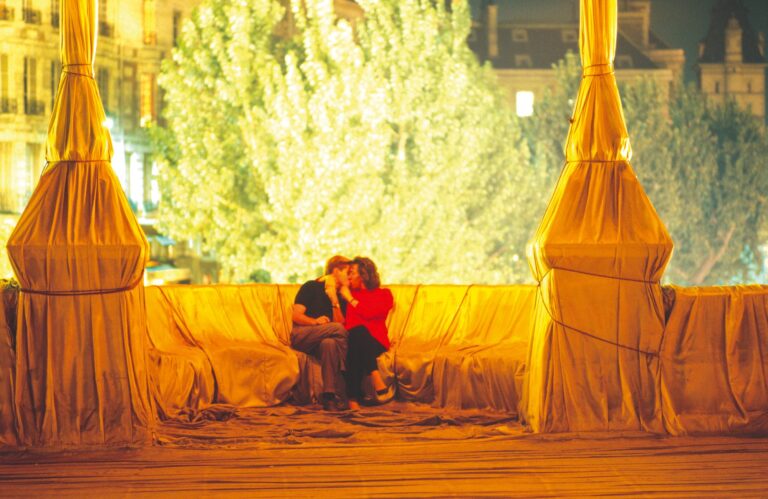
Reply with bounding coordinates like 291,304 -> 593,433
515,54 -> 533,68
172,10 -> 182,47
562,30 -> 578,43
50,0 -> 58,27
0,54 -> 12,114
99,0 -> 112,37
139,73 -> 156,126
512,29 -> 528,43
24,57 -> 44,115
0,2 -> 15,22
0,142 -> 12,211
129,153 -> 144,210
616,55 -> 633,69
26,142 -> 43,183
22,0 -> 41,24
97,67 -> 110,114
49,60 -> 60,110
143,0 -> 157,45
123,63 -> 138,129
516,90 -> 534,117
157,86 -> 166,127
714,81 -> 720,94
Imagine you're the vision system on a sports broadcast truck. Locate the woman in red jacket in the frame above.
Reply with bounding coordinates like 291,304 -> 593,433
340,257 -> 393,410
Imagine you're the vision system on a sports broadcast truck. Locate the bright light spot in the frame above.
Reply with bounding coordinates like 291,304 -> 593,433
516,91 -> 534,117
103,116 -> 114,130
512,254 -> 520,262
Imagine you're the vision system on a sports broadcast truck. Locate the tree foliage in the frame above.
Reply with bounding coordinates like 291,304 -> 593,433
523,57 -> 768,285
155,0 -> 766,286
155,0 -> 541,283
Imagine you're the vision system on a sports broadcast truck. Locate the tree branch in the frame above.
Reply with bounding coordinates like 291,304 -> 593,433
691,223 -> 736,285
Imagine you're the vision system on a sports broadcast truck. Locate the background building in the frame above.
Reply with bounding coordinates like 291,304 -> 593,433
698,0 -> 766,121
0,0 -> 199,215
0,0 -> 200,282
469,0 -> 685,117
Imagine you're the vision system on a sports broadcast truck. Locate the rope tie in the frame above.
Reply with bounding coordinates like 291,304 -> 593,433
20,273 -> 144,296
582,63 -> 615,78
564,158 -> 627,163
45,159 -> 112,165
536,266 -> 661,358
62,63 -> 94,79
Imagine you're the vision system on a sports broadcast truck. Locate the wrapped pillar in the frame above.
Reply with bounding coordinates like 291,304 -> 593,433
6,0 -> 153,445
522,0 -> 673,433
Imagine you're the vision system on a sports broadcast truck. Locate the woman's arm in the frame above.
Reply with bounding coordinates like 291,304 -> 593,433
345,288 -> 393,319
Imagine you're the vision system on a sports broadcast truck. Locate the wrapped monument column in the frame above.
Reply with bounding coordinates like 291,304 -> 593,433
6,0 -> 154,445
522,0 -> 673,433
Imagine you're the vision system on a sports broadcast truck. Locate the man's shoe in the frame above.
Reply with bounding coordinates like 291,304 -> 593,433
321,393 -> 349,411
332,396 -> 350,411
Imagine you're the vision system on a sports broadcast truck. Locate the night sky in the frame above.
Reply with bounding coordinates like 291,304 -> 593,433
487,0 -> 768,82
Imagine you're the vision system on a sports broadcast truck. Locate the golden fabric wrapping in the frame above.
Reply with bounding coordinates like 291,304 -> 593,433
5,0 -> 153,446
523,0 -> 673,433
144,285 -> 298,418
661,285 -> 768,435
144,284 -> 535,417
0,289 -> 18,447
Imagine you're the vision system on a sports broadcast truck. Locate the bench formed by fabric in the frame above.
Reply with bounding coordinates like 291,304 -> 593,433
144,284 -> 536,418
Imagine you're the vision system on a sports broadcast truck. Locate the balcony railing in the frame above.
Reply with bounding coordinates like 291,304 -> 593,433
24,99 -> 45,115
99,21 -> 113,38
0,98 -> 17,114
0,5 -> 14,21
22,8 -> 41,25
51,11 -> 59,28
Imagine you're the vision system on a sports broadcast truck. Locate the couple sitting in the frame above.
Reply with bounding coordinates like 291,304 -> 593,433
290,255 -> 393,411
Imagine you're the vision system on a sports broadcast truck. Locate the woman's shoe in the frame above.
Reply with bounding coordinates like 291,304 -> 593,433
375,386 -> 394,405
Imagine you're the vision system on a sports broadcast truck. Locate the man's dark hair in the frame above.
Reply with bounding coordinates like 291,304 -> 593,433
352,256 -> 380,289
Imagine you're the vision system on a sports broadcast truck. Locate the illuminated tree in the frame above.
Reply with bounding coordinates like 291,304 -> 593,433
623,83 -> 768,285
524,57 -> 768,285
154,0 -> 540,283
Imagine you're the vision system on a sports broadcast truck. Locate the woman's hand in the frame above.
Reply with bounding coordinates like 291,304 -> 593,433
315,316 -> 330,325
325,277 -> 340,307
339,285 -> 354,302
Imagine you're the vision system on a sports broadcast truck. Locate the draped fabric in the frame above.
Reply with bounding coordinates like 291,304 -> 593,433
523,0 -> 673,433
144,284 -> 535,417
0,288 -> 18,447
5,0 -> 153,446
661,285 -> 768,435
3,282 -> 767,443
144,285 -> 298,418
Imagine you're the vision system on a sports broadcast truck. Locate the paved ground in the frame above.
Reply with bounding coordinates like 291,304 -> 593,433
1,403 -> 767,497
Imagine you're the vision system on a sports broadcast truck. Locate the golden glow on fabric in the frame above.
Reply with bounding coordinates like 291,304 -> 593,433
5,0 -> 152,446
523,0 -> 674,433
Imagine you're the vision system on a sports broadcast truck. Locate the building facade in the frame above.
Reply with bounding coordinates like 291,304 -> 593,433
698,0 -> 766,121
0,0 -> 198,215
469,0 -> 685,117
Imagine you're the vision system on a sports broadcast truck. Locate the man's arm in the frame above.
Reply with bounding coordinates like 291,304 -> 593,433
322,276 -> 345,323
331,301 -> 344,323
292,303 -> 330,325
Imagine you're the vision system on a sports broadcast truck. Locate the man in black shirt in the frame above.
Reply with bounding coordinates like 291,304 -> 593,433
291,255 -> 351,411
